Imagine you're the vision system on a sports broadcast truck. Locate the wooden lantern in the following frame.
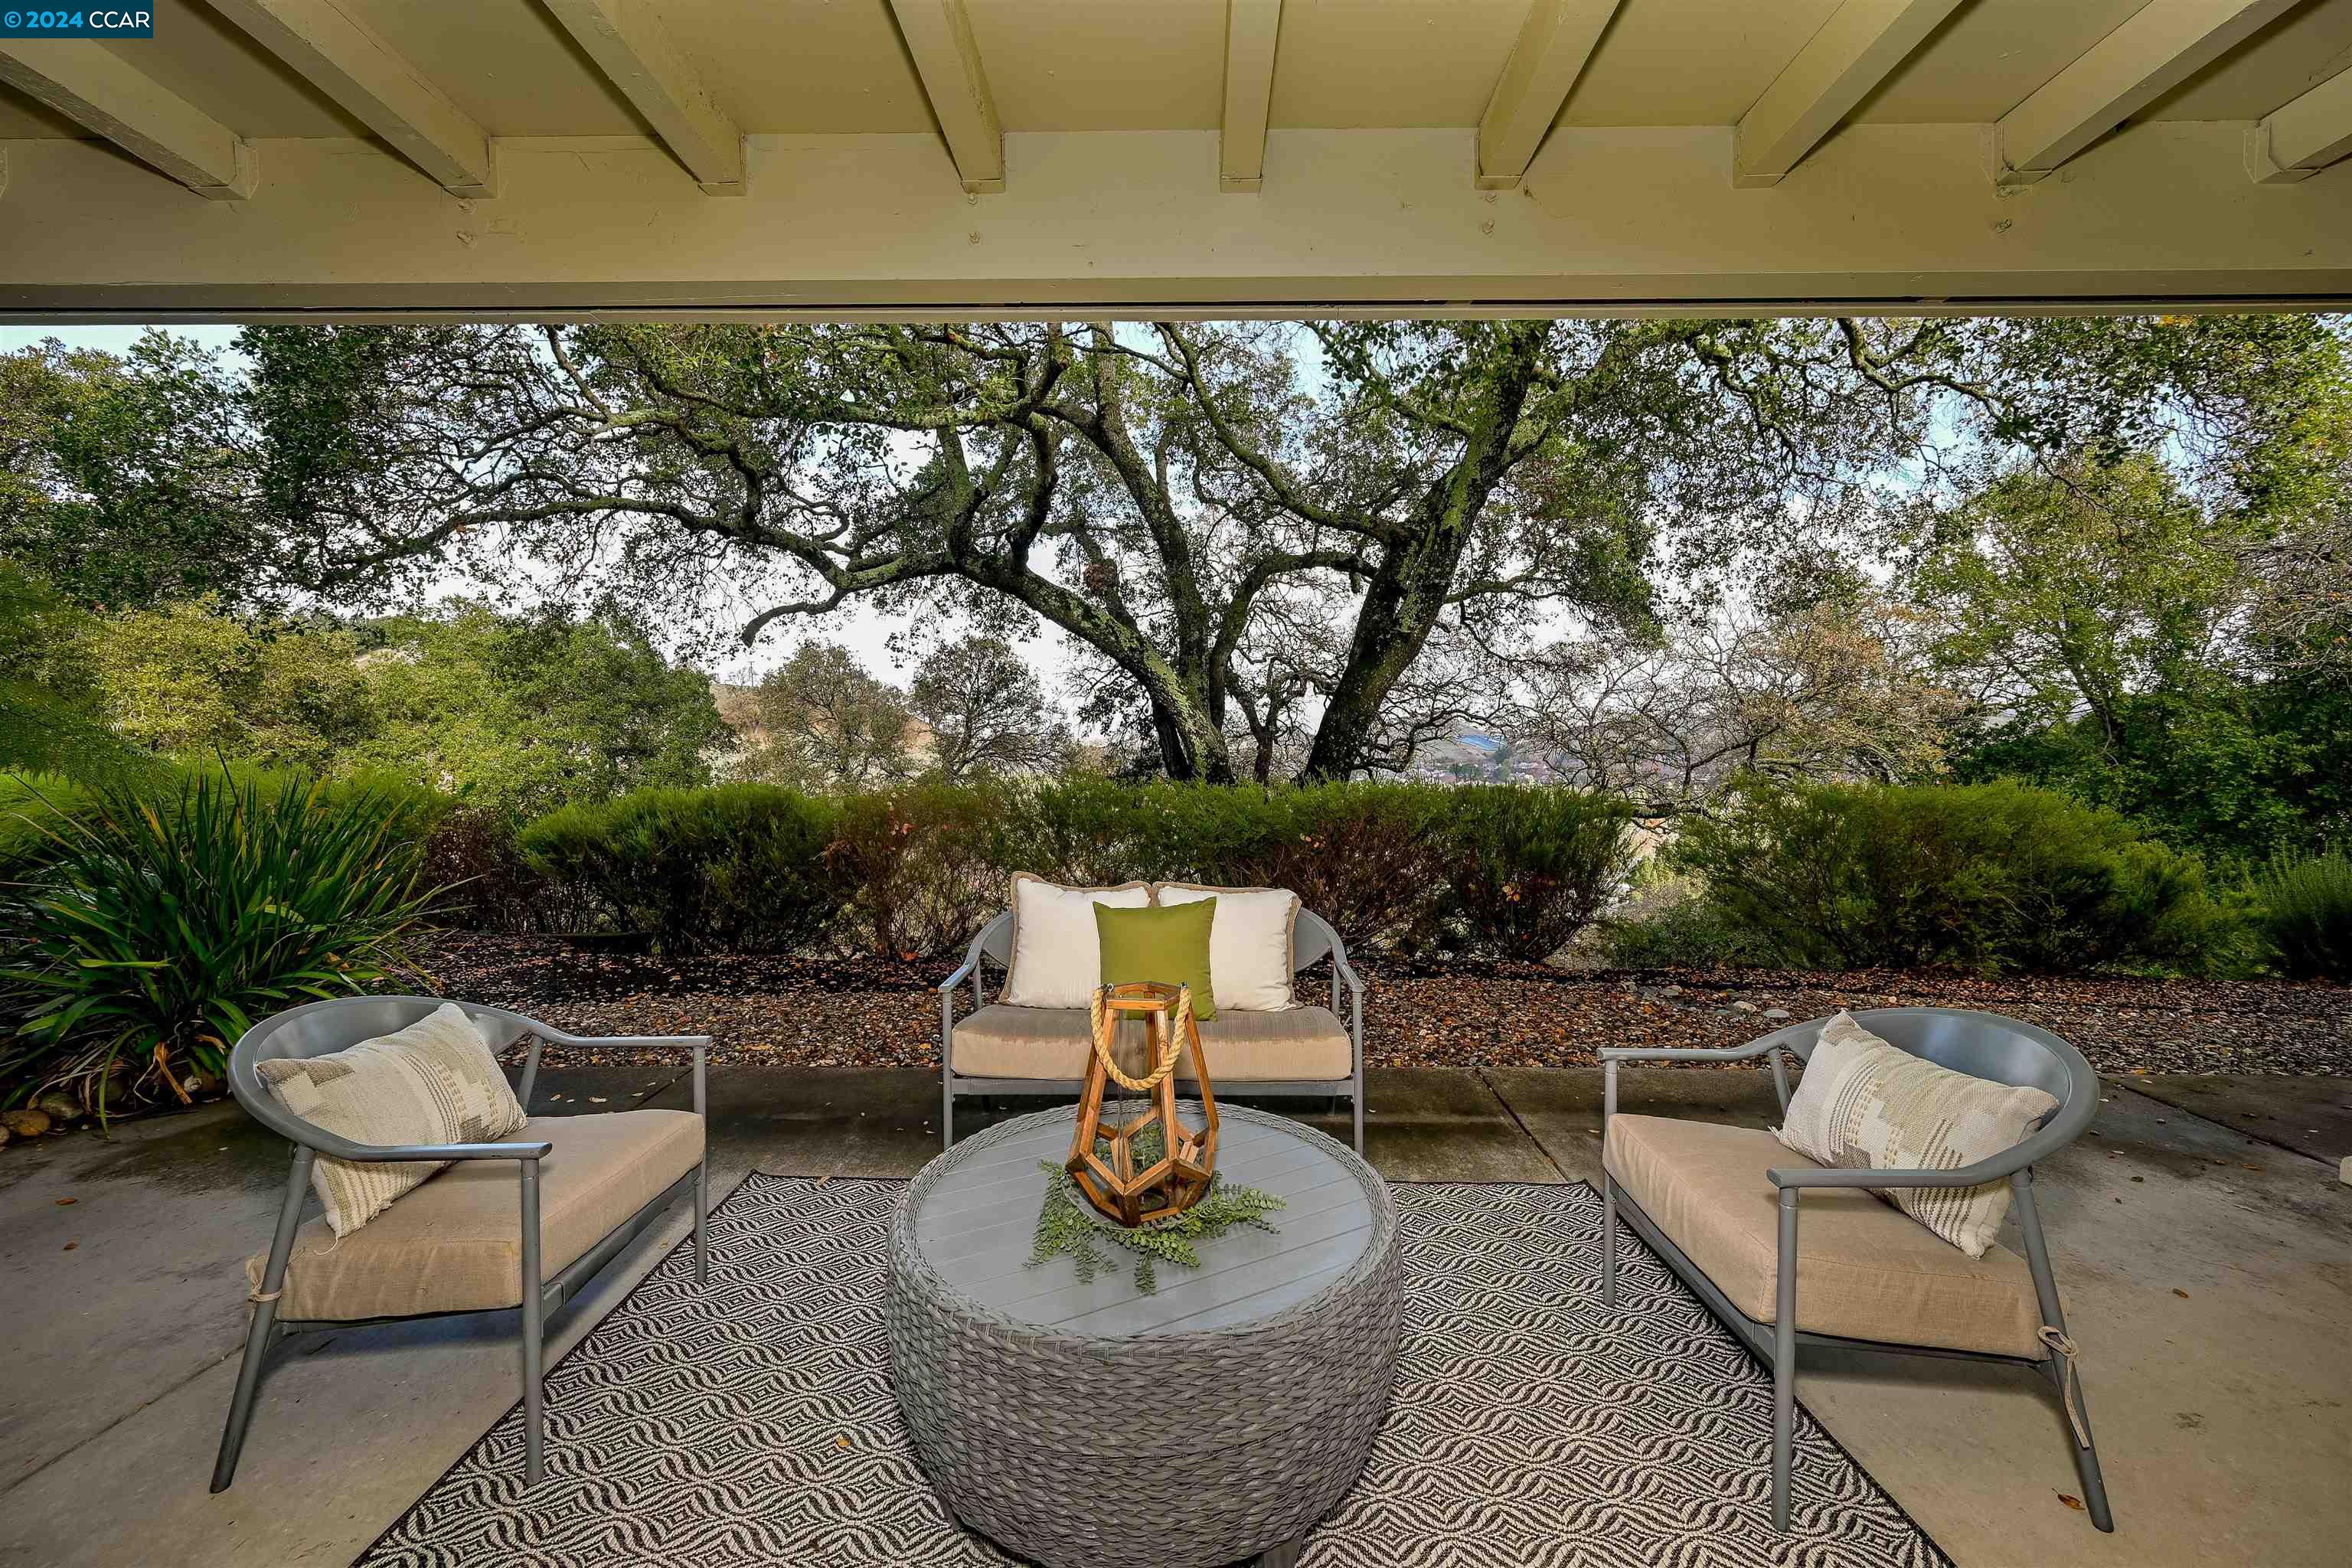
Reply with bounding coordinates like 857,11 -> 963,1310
1066,981 -> 1220,1227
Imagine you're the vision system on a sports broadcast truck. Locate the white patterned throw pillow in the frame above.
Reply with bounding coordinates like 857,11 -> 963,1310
1775,1011 -> 2059,1258
256,1003 -> 528,1237
998,874 -> 1154,1008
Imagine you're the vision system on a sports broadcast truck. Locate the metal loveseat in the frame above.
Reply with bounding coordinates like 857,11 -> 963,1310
1599,1006 -> 2114,1534
212,996 -> 710,1491
940,904 -> 1367,1150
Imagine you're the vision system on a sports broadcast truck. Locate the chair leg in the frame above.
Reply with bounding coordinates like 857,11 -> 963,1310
1601,1175 -> 1618,1309
2013,1169 -> 2115,1532
1772,1186 -> 1799,1531
694,1155 -> 710,1288
211,1146 -> 312,1493
210,1295 -> 281,1493
519,1158 -> 545,1486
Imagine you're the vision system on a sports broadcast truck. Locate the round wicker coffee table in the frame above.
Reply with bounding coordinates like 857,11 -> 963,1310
887,1102 -> 1402,1568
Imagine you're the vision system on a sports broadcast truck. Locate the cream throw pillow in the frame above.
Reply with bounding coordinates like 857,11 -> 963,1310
999,874 -> 1153,1008
1154,883 -> 1300,1011
255,1003 -> 528,1238
1775,1011 -> 2058,1258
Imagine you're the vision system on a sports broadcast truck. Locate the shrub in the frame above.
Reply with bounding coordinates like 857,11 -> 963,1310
992,779 -> 1455,948
1675,778 -> 2233,975
420,803 -> 560,933
1599,897 -> 1762,970
2252,849 -> 2352,981
518,784 -> 844,954
0,773 -> 437,1116
1429,786 -> 1638,961
1215,784 -> 1455,949
829,779 -> 1024,958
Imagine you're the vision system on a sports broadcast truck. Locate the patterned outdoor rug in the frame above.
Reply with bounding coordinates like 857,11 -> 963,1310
358,1174 -> 1950,1567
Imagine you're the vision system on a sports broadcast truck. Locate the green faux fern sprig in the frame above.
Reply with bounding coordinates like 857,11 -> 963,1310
1027,1160 -> 1286,1294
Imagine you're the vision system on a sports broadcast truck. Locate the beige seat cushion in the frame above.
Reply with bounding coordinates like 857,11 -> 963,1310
951,1004 -> 1351,1083
1604,1114 -> 2044,1358
248,1111 -> 703,1322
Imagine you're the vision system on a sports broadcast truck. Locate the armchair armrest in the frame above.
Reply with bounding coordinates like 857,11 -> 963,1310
1600,1040 -> 1784,1064
1331,949 -> 1365,1000
296,1130 -> 554,1165
538,1029 -> 710,1050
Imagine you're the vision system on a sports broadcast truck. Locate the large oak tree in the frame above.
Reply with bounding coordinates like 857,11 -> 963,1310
235,314 -> 2335,782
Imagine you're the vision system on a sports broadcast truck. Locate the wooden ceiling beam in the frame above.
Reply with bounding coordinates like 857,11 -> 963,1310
541,0 -> 744,194
1475,0 -> 1622,190
1992,0 -> 2300,185
1220,0 -> 1282,193
2246,67 -> 2352,182
1735,0 -> 1966,187
211,0 -> 497,198
0,41 -> 256,199
886,0 -> 1004,194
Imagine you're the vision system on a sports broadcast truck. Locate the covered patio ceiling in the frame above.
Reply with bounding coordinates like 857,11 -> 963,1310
2,0 -> 2350,321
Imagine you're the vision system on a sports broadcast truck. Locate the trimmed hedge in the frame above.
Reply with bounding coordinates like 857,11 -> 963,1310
497,779 -> 1634,960
1672,779 -> 2236,975
518,785 -> 844,956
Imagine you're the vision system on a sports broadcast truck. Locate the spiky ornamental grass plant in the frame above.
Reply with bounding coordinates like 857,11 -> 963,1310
0,773 -> 440,1118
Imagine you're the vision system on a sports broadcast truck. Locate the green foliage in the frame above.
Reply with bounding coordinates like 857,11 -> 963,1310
0,561 -> 166,790
351,599 -> 728,820
2251,850 -> 2352,982
0,773 -> 436,1115
0,332 -> 257,610
1430,786 -> 1637,961
80,596 -> 377,773
1599,897 -> 1761,971
518,784 -> 844,956
1675,779 -> 2236,975
1028,1155 -> 1286,1294
1955,678 -> 2351,869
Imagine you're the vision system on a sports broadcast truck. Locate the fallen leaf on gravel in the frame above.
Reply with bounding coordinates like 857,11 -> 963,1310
419,933 -> 2352,1078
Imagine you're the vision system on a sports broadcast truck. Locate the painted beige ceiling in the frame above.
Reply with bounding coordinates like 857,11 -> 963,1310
4,0 -> 2350,320
2,0 -> 2347,142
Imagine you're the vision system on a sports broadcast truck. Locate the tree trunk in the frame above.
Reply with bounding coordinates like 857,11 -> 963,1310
1299,328 -> 1547,782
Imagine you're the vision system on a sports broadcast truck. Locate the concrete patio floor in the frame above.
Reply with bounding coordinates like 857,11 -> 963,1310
1,1065 -> 2345,1567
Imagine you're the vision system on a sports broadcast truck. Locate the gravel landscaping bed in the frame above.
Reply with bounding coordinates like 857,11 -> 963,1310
420,932 -> 2352,1079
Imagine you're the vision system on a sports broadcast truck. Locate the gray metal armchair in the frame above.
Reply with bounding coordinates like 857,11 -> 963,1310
1599,1007 -> 2112,1534
939,906 -> 1367,1151
212,995 -> 710,1492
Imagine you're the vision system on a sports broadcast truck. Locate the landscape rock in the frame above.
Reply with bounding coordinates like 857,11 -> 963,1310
30,1092 -> 82,1126
1,1109 -> 54,1139
1762,1008 -> 1791,1020
1730,1001 -> 1759,1014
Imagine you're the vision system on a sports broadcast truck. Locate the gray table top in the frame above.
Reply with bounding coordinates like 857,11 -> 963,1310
910,1105 -> 1379,1341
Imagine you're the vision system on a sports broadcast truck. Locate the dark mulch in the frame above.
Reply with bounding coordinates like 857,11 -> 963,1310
417,932 -> 2352,1079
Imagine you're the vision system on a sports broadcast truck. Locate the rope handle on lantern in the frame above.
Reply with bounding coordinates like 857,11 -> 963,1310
1087,985 -> 1192,1093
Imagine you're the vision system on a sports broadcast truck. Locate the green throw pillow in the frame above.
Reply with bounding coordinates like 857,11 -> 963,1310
1093,900 -> 1217,1021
